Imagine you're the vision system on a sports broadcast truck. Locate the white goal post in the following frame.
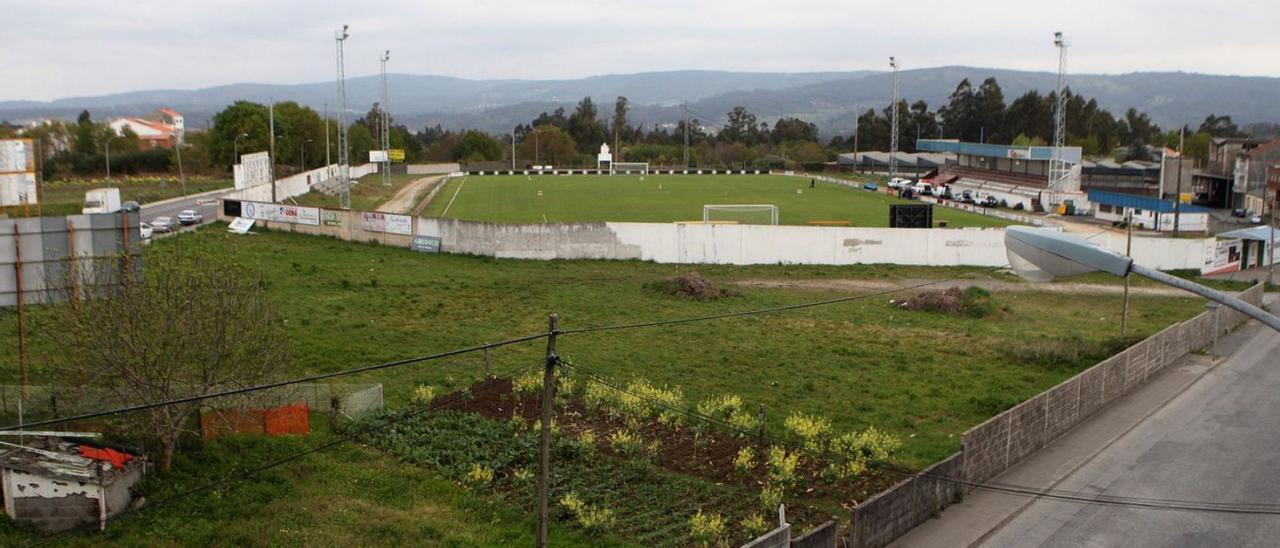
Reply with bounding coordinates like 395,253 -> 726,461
611,162 -> 649,175
702,204 -> 779,225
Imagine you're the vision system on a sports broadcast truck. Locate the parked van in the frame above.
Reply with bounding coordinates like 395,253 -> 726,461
82,188 -> 122,214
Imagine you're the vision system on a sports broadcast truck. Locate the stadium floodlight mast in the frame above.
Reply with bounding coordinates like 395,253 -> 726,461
1049,31 -> 1070,191
380,49 -> 391,186
889,56 -> 900,178
335,24 -> 351,209
1005,226 -> 1280,332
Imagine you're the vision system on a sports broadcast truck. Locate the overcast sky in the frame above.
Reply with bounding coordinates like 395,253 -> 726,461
3,0 -> 1276,101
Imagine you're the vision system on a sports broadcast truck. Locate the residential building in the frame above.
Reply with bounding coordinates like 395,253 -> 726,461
107,108 -> 185,150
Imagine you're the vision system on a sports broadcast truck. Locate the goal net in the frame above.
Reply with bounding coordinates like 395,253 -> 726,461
702,204 -> 779,225
611,162 -> 649,175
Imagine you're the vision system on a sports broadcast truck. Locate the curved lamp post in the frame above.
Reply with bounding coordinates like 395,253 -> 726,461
1005,226 -> 1279,332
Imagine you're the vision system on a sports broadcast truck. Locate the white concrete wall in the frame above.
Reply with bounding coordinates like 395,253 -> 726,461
1097,232 -> 1212,271
415,217 -> 1011,266
225,163 -> 378,203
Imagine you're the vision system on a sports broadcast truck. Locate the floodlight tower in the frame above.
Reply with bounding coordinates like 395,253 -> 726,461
335,25 -> 351,209
889,57 -> 900,178
380,49 -> 392,186
1049,31 -> 1070,191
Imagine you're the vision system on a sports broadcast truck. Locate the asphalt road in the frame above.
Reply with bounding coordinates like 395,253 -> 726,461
980,322 -> 1280,547
140,188 -> 233,233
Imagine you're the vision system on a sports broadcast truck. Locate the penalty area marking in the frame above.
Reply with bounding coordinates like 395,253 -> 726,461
439,176 -> 468,217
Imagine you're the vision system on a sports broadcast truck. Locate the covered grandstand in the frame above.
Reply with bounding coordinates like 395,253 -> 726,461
916,139 -> 1085,211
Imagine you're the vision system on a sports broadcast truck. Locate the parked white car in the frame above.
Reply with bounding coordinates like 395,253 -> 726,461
139,222 -> 154,240
177,209 -> 204,226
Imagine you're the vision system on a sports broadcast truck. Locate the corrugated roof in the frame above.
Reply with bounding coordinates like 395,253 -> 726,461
1087,190 -> 1210,213
1217,225 -> 1279,240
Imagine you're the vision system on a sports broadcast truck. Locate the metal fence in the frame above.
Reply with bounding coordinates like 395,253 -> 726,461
0,212 -> 142,307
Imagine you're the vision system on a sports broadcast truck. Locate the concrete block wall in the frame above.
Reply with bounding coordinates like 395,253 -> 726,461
851,283 -> 1266,548
790,520 -> 838,548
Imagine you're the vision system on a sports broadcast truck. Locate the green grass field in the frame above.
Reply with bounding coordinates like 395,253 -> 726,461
0,228 -> 1217,545
422,174 -> 1008,228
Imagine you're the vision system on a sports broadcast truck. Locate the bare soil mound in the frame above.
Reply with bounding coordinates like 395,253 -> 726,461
645,271 -> 741,300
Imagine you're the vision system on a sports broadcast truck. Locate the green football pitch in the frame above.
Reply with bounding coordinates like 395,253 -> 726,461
421,174 -> 1008,228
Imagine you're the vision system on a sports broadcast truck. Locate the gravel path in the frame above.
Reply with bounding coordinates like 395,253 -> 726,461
377,175 -> 443,214
732,277 -> 1192,297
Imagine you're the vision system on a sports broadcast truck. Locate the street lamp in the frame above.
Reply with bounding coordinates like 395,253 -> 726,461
1005,226 -> 1280,332
104,137 -> 117,185
300,139 -> 313,171
233,132 -> 249,166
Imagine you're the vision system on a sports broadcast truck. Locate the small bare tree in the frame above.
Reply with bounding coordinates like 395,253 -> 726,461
41,243 -> 290,472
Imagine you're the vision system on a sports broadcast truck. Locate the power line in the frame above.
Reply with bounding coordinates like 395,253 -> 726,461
2,331 -> 550,431
29,366 -> 534,546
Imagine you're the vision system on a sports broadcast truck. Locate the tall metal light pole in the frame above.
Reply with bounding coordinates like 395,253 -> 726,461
380,49 -> 391,186
233,132 -> 248,167
511,129 -> 517,170
324,103 -> 331,169
1174,127 -> 1185,236
335,24 -> 351,209
889,56 -> 900,178
1049,31 -> 1071,192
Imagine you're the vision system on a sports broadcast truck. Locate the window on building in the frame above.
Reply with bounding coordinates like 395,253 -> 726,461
1099,204 -> 1113,214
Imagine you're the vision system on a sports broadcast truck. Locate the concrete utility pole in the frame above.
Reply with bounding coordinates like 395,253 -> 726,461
1122,210 -> 1133,336
335,24 -> 351,209
511,129 -> 516,171
889,56 -> 900,178
269,101 -> 277,203
379,49 -> 391,186
1174,128 -> 1185,236
852,102 -> 860,157
104,139 -> 113,184
683,102 -> 690,169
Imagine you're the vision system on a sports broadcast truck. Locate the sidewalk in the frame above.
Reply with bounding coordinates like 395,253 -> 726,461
890,312 -> 1271,548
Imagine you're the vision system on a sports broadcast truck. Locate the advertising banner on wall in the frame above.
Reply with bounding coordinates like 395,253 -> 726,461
1201,238 -> 1243,276
361,212 -> 412,235
0,174 -> 38,206
0,139 -> 38,206
322,210 -> 343,227
241,201 -> 320,226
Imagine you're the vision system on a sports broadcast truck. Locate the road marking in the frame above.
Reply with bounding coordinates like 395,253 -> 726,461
439,176 -> 468,217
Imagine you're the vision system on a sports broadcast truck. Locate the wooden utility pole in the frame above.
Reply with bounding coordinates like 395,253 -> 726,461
13,225 -> 26,399
537,313 -> 559,548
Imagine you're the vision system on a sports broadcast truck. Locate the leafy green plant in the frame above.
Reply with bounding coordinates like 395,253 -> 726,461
759,483 -> 785,513
688,510 -> 727,547
411,384 -> 438,405
463,464 -> 494,487
740,513 -> 770,538
734,447 -> 756,475
784,412 -> 832,454
560,492 -> 616,534
766,446 -> 799,488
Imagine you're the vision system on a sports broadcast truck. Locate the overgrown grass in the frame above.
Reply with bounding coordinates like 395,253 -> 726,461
0,228 -> 1208,465
421,174 -> 1007,228
0,430 -> 628,547
292,173 -> 425,211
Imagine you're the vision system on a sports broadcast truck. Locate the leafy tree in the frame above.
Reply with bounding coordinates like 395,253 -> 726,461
347,123 -> 376,164
73,109 -> 100,156
939,79 -> 978,143
721,106 -> 763,145
209,100 -> 270,167
453,130 -> 503,161
568,97 -> 606,153
612,96 -> 631,143
770,118 -> 819,144
974,78 -> 1006,143
516,124 -> 577,165
1198,114 -> 1243,138
42,245 -> 290,473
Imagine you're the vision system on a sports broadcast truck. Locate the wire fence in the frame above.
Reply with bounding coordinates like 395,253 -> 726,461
3,272 -> 1272,547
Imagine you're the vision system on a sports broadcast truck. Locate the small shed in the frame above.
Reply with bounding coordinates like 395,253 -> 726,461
0,437 -> 144,533
1216,225 -> 1279,270
1087,190 -> 1211,232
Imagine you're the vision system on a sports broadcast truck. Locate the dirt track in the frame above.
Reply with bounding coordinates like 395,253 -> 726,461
377,175 -> 443,214
732,277 -> 1192,297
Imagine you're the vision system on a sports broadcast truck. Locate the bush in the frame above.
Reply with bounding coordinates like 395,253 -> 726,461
783,412 -> 831,453
734,447 -> 756,474
740,513 -> 770,538
688,510 -> 727,547
411,385 -> 438,405
766,446 -> 799,488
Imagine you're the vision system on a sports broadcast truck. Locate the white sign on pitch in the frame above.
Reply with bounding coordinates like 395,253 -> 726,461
369,150 -> 389,163
235,152 -> 271,189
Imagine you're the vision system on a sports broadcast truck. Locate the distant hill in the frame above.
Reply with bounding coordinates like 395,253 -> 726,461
4,67 -> 1278,139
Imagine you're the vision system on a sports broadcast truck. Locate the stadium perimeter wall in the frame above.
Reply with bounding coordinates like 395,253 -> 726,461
848,282 -> 1265,548
225,163 -> 379,203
